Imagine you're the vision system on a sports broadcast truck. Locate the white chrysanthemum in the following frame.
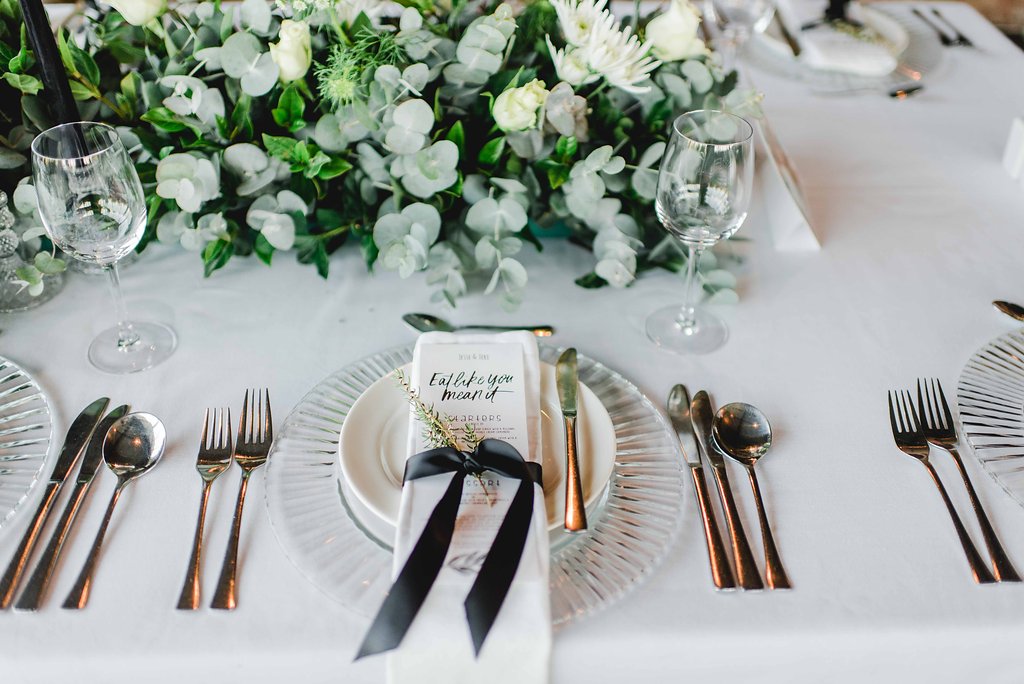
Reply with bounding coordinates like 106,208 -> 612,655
546,36 -> 598,87
549,0 -> 610,47
578,13 -> 660,94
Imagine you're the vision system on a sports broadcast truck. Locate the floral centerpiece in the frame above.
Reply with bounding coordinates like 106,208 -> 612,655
0,0 -> 760,307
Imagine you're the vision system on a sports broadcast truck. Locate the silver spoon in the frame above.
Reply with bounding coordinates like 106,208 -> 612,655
713,403 -> 792,590
62,412 -> 166,609
402,312 -> 554,337
993,301 -> 1024,323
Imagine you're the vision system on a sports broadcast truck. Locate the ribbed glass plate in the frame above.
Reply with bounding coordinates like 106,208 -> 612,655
265,344 -> 685,625
957,330 -> 1024,507
0,356 -> 53,528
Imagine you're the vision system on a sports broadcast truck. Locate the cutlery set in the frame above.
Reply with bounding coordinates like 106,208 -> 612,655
670,385 -> 790,591
912,7 -> 975,48
0,398 -> 166,610
887,379 -> 1019,583
0,388 -> 273,611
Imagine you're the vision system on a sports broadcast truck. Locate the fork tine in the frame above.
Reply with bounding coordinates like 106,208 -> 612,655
888,391 -> 901,435
224,408 -> 233,453
256,388 -> 264,442
927,379 -> 941,430
200,408 -> 211,450
916,379 -> 928,429
238,389 -> 250,445
936,378 -> 954,431
904,390 -> 921,430
264,389 -> 273,443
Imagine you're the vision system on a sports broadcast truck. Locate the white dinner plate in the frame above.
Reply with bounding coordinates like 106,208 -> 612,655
338,362 -> 616,534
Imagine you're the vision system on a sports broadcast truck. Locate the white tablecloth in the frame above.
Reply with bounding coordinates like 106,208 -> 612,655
2,3 -> 1024,682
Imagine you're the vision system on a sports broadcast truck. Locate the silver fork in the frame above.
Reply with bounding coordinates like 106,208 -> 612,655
917,379 -> 1020,582
888,390 -> 995,584
211,389 -> 272,610
176,408 -> 233,610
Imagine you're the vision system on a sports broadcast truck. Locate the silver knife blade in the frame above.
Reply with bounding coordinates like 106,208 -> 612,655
667,384 -> 700,467
77,405 -> 129,485
556,349 -> 578,418
50,397 -> 110,485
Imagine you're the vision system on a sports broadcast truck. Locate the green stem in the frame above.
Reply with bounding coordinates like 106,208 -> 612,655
315,223 -> 357,241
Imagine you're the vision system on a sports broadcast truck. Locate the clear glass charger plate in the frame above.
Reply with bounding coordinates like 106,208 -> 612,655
0,356 -> 54,528
747,6 -> 943,93
957,330 -> 1024,508
265,344 -> 685,625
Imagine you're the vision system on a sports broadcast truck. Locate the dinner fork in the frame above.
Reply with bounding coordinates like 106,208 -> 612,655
176,408 -> 233,610
887,390 -> 995,584
916,379 -> 1020,582
929,8 -> 974,48
211,389 -> 272,610
911,8 -> 955,47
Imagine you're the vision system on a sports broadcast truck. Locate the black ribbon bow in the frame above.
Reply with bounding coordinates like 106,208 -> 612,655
356,439 -> 542,660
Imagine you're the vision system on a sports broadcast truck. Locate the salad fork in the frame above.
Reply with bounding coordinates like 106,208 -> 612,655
176,408 -> 233,610
887,390 -> 995,584
211,389 -> 272,610
916,379 -> 1020,582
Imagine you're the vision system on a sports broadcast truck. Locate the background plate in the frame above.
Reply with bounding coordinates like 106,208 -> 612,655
0,356 -> 54,529
957,330 -> 1024,507
265,344 -> 686,625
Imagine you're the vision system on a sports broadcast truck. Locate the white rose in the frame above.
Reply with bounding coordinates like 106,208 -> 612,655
270,20 -> 312,83
645,0 -> 708,62
106,0 -> 166,26
493,79 -> 550,132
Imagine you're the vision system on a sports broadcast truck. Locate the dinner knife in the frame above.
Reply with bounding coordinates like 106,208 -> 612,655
667,385 -> 736,591
774,15 -> 802,57
14,404 -> 129,611
556,348 -> 587,533
0,396 -> 110,609
690,391 -> 764,590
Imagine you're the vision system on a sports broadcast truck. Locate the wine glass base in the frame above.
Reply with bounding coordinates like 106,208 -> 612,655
646,305 -> 729,355
88,322 -> 177,374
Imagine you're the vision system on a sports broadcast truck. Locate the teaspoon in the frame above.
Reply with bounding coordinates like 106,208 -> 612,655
63,412 -> 166,609
713,403 -> 792,590
402,312 -> 554,337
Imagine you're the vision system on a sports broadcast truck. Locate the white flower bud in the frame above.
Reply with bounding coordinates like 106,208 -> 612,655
270,20 -> 313,83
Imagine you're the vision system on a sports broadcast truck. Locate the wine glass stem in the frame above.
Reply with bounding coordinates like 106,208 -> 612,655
677,243 -> 704,334
104,263 -> 139,351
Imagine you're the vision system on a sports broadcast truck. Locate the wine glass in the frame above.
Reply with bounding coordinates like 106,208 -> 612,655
706,0 -> 775,70
31,122 -> 176,373
646,110 -> 754,355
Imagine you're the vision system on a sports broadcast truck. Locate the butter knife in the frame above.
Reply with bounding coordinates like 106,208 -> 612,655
0,396 -> 110,608
691,391 -> 764,590
15,404 -> 129,611
667,385 -> 736,591
556,348 -> 587,533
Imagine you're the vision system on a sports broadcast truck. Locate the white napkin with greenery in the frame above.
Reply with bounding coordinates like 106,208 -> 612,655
774,0 -> 899,76
387,331 -> 550,684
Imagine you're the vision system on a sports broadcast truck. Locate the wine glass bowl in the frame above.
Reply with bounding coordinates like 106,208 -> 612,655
31,122 -> 176,374
705,0 -> 776,70
646,110 -> 754,355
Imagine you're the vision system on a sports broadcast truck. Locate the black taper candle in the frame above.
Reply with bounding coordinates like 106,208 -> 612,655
825,0 -> 851,22
18,0 -> 80,125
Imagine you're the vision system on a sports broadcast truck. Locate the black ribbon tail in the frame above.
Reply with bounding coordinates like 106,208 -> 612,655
463,473 -> 538,656
355,472 -> 465,660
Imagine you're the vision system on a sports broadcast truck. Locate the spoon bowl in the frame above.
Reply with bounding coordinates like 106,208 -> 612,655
103,412 -> 166,476
713,402 -> 772,466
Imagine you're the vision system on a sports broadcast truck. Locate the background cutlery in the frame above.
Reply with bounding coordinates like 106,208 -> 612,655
813,84 -> 924,99
0,397 -> 109,609
556,350 -> 587,533
993,300 -> 1024,322
402,313 -> 554,338
714,403 -> 792,590
212,389 -> 272,610
691,391 -> 764,590
887,390 -> 995,583
917,379 -> 1019,582
177,408 -> 233,610
63,412 -> 166,609
930,7 -> 973,47
667,385 -> 736,590
15,405 -> 129,611
911,7 -> 955,47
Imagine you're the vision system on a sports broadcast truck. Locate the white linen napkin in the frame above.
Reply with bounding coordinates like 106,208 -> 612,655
774,0 -> 898,77
387,331 -> 550,684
